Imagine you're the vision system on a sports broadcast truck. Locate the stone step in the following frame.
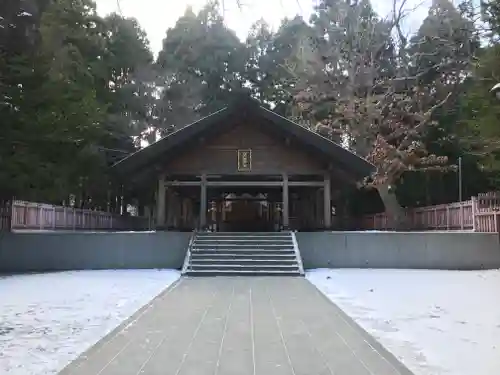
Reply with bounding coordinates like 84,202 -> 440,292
185,269 -> 302,276
194,232 -> 293,239
196,236 -> 292,242
191,249 -> 296,256
189,263 -> 299,271
192,244 -> 294,250
193,243 -> 293,248
183,231 -> 302,277
194,239 -> 293,243
190,258 -> 298,265
190,252 -> 297,259
195,232 -> 291,237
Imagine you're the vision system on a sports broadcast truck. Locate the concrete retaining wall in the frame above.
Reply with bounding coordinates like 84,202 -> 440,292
296,231 -> 500,270
2,231 -> 499,273
0,231 -> 190,272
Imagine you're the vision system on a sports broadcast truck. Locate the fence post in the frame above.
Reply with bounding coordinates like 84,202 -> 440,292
24,203 -> 27,229
472,197 -> 477,232
39,206 -> 43,230
460,203 -> 464,230
446,206 -> 450,230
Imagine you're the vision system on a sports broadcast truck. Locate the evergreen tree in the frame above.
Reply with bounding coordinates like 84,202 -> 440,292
155,3 -> 249,134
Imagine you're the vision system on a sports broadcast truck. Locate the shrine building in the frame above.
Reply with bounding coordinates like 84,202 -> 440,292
111,96 -> 375,232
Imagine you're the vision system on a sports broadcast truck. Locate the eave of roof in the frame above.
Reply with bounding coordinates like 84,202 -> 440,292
111,98 -> 375,179
111,106 -> 230,173
255,106 -> 374,177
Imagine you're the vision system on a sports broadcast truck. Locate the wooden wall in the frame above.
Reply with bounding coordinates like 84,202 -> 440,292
164,122 -> 326,175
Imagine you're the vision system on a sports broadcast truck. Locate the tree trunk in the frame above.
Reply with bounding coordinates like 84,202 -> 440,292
375,183 -> 407,230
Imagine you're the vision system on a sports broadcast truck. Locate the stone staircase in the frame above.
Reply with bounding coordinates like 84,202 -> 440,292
182,232 -> 304,276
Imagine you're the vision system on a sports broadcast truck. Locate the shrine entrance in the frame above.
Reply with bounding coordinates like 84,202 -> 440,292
207,190 -> 283,232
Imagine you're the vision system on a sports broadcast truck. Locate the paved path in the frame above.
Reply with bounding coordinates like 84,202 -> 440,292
59,277 -> 413,375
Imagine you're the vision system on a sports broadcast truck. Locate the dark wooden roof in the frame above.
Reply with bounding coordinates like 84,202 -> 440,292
111,96 -> 375,179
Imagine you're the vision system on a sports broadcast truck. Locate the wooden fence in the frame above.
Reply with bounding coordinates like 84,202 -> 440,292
0,202 -> 11,231
361,192 -> 500,232
6,193 -> 500,233
10,201 -> 153,231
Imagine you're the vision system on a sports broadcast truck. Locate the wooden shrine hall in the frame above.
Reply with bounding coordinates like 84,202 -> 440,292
112,96 -> 375,232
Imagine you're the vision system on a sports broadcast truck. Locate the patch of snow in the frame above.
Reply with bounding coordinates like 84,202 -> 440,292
18,12 -> 32,17
12,230 -> 156,234
332,230 -> 474,234
0,269 -> 180,375
307,268 -> 500,375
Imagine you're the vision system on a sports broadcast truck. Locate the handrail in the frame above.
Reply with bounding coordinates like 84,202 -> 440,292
181,230 -> 196,275
291,231 -> 305,275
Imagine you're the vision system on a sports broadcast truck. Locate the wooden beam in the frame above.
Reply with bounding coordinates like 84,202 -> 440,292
164,180 -> 325,187
209,181 -> 282,187
164,181 -> 201,187
289,181 -> 324,187
157,176 -> 166,227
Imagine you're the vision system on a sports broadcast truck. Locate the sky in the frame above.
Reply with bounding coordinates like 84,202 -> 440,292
95,0 -> 433,56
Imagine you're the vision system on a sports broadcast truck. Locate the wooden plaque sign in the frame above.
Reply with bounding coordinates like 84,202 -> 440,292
237,149 -> 252,171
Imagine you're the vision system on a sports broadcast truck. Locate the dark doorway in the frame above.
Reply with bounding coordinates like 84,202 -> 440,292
208,189 -> 282,232
224,199 -> 267,232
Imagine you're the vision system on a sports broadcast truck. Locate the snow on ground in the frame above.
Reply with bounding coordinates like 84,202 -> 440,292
307,269 -> 500,375
0,269 -> 180,375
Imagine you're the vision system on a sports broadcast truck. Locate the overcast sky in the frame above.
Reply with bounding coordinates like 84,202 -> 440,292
96,0 -> 433,55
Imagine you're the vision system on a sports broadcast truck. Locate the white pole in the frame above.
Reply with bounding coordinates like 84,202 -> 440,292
458,156 -> 463,202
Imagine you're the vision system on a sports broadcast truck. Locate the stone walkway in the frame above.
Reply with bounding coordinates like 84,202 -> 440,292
59,277 -> 413,375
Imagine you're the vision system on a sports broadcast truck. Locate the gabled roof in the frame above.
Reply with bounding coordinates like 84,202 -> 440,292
111,96 -> 375,179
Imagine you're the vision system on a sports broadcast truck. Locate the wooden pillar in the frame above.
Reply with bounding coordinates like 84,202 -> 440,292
303,193 -> 311,229
282,173 -> 289,229
310,193 -> 316,228
200,174 -> 207,229
187,198 -> 194,229
157,176 -> 166,227
173,193 -> 181,228
106,188 -> 111,213
311,191 -> 316,228
216,200 -> 222,232
315,188 -> 321,228
324,174 -> 332,229
180,198 -> 186,228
